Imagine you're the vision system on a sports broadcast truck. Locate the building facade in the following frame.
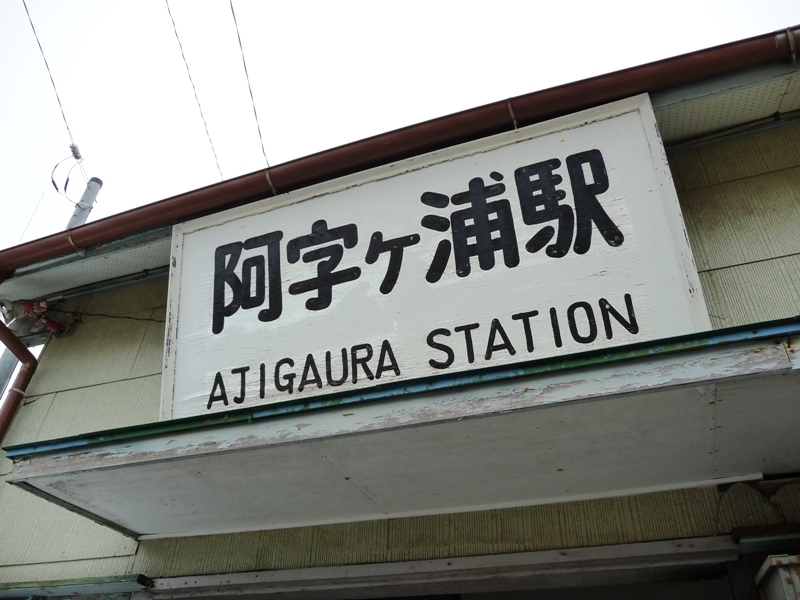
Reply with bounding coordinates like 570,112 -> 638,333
1,26 -> 799,600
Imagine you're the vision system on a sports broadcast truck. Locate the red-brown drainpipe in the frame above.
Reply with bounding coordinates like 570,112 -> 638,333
0,277 -> 38,445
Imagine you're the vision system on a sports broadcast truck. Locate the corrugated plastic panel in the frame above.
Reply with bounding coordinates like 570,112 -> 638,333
0,556 -> 135,585
699,256 -> 800,328
678,167 -> 800,271
132,484 -> 769,578
715,484 -> 780,531
309,521 -> 392,568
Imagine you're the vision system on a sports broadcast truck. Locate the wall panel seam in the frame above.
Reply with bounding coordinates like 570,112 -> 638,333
698,251 -> 800,274
24,372 -> 162,398
672,161 -> 800,193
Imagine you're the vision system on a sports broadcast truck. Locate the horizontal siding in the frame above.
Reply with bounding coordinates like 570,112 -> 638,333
680,167 -> 800,271
0,279 -> 167,575
35,375 -> 159,442
0,393 -> 55,476
5,377 -> 160,446
27,277 -> 167,397
669,120 -> 800,191
699,255 -> 800,328
670,121 -> 800,328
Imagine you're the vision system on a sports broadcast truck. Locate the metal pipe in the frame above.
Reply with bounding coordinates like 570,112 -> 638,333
0,318 -> 37,445
0,349 -> 19,397
66,177 -> 103,229
0,26 -> 797,275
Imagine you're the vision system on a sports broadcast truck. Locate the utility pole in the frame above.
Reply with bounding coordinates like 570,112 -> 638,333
66,177 -> 103,229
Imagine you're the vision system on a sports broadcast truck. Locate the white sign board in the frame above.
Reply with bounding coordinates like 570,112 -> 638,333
162,95 -> 710,420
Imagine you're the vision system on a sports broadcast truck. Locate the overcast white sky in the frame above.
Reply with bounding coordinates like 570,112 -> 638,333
1,0 -> 799,252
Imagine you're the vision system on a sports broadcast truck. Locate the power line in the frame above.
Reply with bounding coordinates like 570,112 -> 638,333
21,0 -> 75,146
165,0 -> 224,180
18,193 -> 45,244
23,0 -> 88,210
50,309 -> 166,324
229,0 -> 270,168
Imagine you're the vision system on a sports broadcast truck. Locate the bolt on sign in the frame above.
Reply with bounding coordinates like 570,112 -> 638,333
162,95 -> 710,420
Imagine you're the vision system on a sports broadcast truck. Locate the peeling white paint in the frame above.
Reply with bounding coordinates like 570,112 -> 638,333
6,338 -> 797,539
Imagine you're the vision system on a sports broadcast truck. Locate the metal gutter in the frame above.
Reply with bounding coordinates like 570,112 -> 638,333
6,315 -> 799,460
10,226 -> 172,278
0,26 -> 797,275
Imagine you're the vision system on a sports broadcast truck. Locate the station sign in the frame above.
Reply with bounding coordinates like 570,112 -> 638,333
162,94 -> 710,419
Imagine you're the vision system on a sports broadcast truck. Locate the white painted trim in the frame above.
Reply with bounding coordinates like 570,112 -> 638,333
160,227 -> 185,421
637,94 -> 711,331
10,336 -> 793,540
132,473 -> 760,540
17,337 -> 792,480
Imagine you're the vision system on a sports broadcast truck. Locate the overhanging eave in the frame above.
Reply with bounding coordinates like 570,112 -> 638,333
4,319 -> 800,539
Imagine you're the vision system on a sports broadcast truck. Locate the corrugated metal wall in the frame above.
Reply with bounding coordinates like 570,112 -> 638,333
1,120 -> 799,585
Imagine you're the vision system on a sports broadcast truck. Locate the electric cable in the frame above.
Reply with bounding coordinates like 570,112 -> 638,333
22,0 -> 75,146
18,193 -> 45,244
77,160 -> 88,183
56,188 -> 79,205
24,0 -> 90,206
229,0 -> 270,168
63,159 -> 90,196
50,158 -> 81,205
50,155 -> 72,192
165,0 -> 224,180
50,308 -> 166,324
